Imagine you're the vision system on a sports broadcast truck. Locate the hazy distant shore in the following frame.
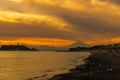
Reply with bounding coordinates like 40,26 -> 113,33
48,50 -> 120,80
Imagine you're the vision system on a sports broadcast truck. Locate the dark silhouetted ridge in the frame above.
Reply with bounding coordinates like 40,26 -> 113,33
0,44 -> 38,51
69,43 -> 120,52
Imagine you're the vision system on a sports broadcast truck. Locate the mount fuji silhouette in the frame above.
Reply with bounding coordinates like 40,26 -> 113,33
33,41 -> 87,51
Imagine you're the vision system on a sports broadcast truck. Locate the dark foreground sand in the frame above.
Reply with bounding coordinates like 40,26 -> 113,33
48,51 -> 120,80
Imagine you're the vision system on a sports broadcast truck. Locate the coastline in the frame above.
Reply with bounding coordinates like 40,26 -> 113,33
48,64 -> 90,80
48,51 -> 120,80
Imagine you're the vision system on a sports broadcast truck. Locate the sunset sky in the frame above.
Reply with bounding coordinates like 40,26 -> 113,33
0,0 -> 120,47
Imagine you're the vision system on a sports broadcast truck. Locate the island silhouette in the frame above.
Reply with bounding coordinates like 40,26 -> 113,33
0,44 -> 38,51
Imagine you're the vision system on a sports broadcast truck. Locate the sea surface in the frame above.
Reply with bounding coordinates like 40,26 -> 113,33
0,51 -> 90,80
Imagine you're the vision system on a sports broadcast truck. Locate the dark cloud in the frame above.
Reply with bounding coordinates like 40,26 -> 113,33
0,21 -> 76,40
109,0 -> 120,5
97,0 -> 120,5
24,2 -> 120,39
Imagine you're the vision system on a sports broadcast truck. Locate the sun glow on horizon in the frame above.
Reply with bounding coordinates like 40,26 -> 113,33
0,38 -> 75,47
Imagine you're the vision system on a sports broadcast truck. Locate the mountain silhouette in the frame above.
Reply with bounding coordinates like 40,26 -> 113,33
65,41 -> 87,48
32,41 -> 87,51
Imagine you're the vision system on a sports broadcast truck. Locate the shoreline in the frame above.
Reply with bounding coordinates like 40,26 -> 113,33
49,64 -> 120,80
48,64 -> 90,80
48,51 -> 120,80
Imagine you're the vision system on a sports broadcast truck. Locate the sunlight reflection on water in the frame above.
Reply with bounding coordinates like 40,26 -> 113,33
0,51 -> 90,80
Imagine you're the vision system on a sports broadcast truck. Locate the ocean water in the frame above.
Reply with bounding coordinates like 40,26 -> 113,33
0,51 -> 90,80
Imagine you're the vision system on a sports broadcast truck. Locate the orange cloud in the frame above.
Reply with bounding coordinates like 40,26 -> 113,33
84,37 -> 120,46
0,10 -> 71,31
9,0 -> 21,3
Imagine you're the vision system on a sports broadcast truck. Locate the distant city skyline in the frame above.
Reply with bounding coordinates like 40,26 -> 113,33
0,0 -> 120,47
